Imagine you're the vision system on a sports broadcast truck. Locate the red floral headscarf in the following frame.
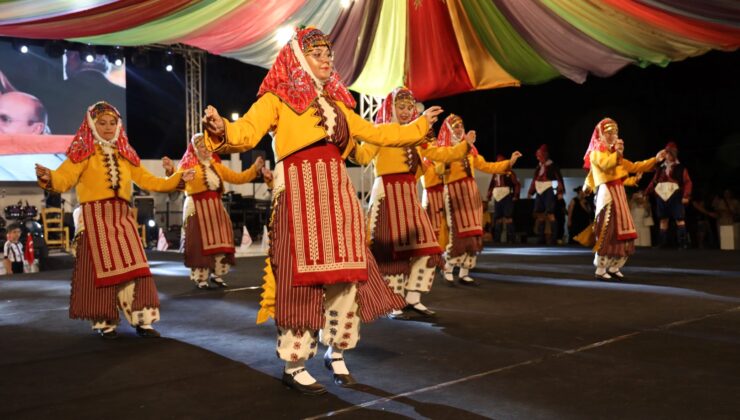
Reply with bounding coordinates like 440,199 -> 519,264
375,87 -> 418,124
257,27 -> 356,114
436,114 -> 463,148
178,133 -> 221,170
583,118 -> 617,169
65,101 -> 140,166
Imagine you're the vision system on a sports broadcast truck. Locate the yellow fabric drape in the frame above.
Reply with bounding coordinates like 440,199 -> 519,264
350,0 -> 407,96
447,0 -> 520,90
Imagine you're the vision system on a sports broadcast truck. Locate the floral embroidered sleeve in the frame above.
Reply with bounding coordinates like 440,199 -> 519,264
37,158 -> 86,193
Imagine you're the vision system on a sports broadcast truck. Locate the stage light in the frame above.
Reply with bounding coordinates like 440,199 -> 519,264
147,219 -> 156,228
107,47 -> 124,66
163,50 -> 175,72
20,45 -> 29,54
11,40 -> 29,54
231,112 -> 239,122
79,44 -> 95,62
275,26 -> 294,45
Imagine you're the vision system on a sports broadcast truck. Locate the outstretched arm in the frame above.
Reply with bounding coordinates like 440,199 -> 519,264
202,93 -> 280,154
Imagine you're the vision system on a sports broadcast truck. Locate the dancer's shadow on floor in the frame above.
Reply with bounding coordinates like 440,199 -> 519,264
348,383 -> 491,420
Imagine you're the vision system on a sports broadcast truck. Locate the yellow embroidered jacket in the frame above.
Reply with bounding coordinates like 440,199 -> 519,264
422,160 -> 446,189
38,145 -> 183,203
352,140 -> 470,178
204,92 -> 430,160
585,150 -> 657,191
180,161 -> 260,195
443,154 -> 512,184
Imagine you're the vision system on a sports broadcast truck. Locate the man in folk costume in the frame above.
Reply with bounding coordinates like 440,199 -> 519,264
163,133 -> 269,289
437,114 -> 522,286
527,144 -> 565,244
645,142 -> 693,249
35,102 -> 194,339
352,87 -> 472,320
487,154 -> 521,244
201,28 -> 443,395
583,118 -> 665,280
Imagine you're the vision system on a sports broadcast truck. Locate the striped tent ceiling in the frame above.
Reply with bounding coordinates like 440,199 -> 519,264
1,0 -> 738,100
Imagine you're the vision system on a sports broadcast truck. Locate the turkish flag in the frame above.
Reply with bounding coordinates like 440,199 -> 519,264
25,233 -> 34,265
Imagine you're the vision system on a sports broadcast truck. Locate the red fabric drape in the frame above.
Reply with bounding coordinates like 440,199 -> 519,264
0,0 -> 195,39
181,0 -> 304,54
406,0 -> 473,101
603,0 -> 740,48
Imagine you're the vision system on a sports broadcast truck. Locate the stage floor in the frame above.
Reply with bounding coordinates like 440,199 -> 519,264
2,246 -> 739,419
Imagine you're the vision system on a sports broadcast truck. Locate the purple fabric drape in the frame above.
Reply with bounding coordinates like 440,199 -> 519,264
637,0 -> 740,27
329,0 -> 383,87
494,0 -> 633,83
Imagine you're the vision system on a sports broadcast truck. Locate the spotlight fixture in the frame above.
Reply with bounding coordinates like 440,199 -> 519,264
275,25 -> 294,45
107,46 -> 124,66
12,40 -> 29,54
79,44 -> 95,63
163,50 -> 174,72
231,112 -> 239,122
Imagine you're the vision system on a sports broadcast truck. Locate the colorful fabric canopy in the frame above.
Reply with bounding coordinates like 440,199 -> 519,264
1,0 -> 738,100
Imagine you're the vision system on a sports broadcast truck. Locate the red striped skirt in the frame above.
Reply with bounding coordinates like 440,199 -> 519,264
184,209 -> 236,269
447,177 -> 484,238
283,143 -> 369,287
191,191 -> 235,255
70,232 -> 159,322
81,198 -> 151,287
424,184 -> 445,237
594,181 -> 636,257
271,146 -> 406,330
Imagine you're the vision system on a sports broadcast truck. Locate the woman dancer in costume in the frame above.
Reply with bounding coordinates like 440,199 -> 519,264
437,114 -> 522,286
353,87 -> 472,320
35,102 -> 194,339
201,28 -> 442,395
583,118 -> 665,280
162,133 -> 269,289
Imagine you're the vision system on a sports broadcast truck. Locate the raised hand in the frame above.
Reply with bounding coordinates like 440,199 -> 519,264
202,105 -> 225,137
181,168 -> 196,182
656,149 -> 667,162
261,167 -> 274,183
423,106 -> 443,126
162,156 -> 174,172
253,156 -> 265,172
35,163 -> 50,181
464,130 -> 476,145
615,139 -> 625,155
510,151 -> 523,166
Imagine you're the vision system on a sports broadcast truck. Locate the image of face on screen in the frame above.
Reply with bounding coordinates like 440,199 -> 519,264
0,42 -> 127,181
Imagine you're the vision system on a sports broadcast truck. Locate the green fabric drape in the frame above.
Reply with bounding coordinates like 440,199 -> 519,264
350,0 -> 407,97
461,0 -> 558,84
72,0 -> 246,46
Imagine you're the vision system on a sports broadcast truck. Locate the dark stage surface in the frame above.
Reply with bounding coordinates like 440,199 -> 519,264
2,247 -> 739,419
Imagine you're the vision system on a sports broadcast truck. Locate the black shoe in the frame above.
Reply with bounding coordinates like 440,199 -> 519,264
282,369 -> 327,395
458,276 -> 479,286
607,270 -> 625,280
136,326 -> 161,338
323,355 -> 357,387
97,329 -> 118,340
210,276 -> 228,287
406,304 -> 436,317
594,273 -> 613,281
196,281 -> 210,290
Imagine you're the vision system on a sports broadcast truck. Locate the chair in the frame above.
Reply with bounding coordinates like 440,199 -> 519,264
41,207 -> 69,252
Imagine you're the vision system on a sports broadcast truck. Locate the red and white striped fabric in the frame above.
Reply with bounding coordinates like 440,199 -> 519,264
380,173 -> 441,259
272,190 -> 405,331
81,198 -> 151,287
424,184 -> 446,234
607,180 -> 637,241
193,191 -> 235,255
283,143 -> 368,286
446,177 -> 484,238
70,231 -> 159,321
